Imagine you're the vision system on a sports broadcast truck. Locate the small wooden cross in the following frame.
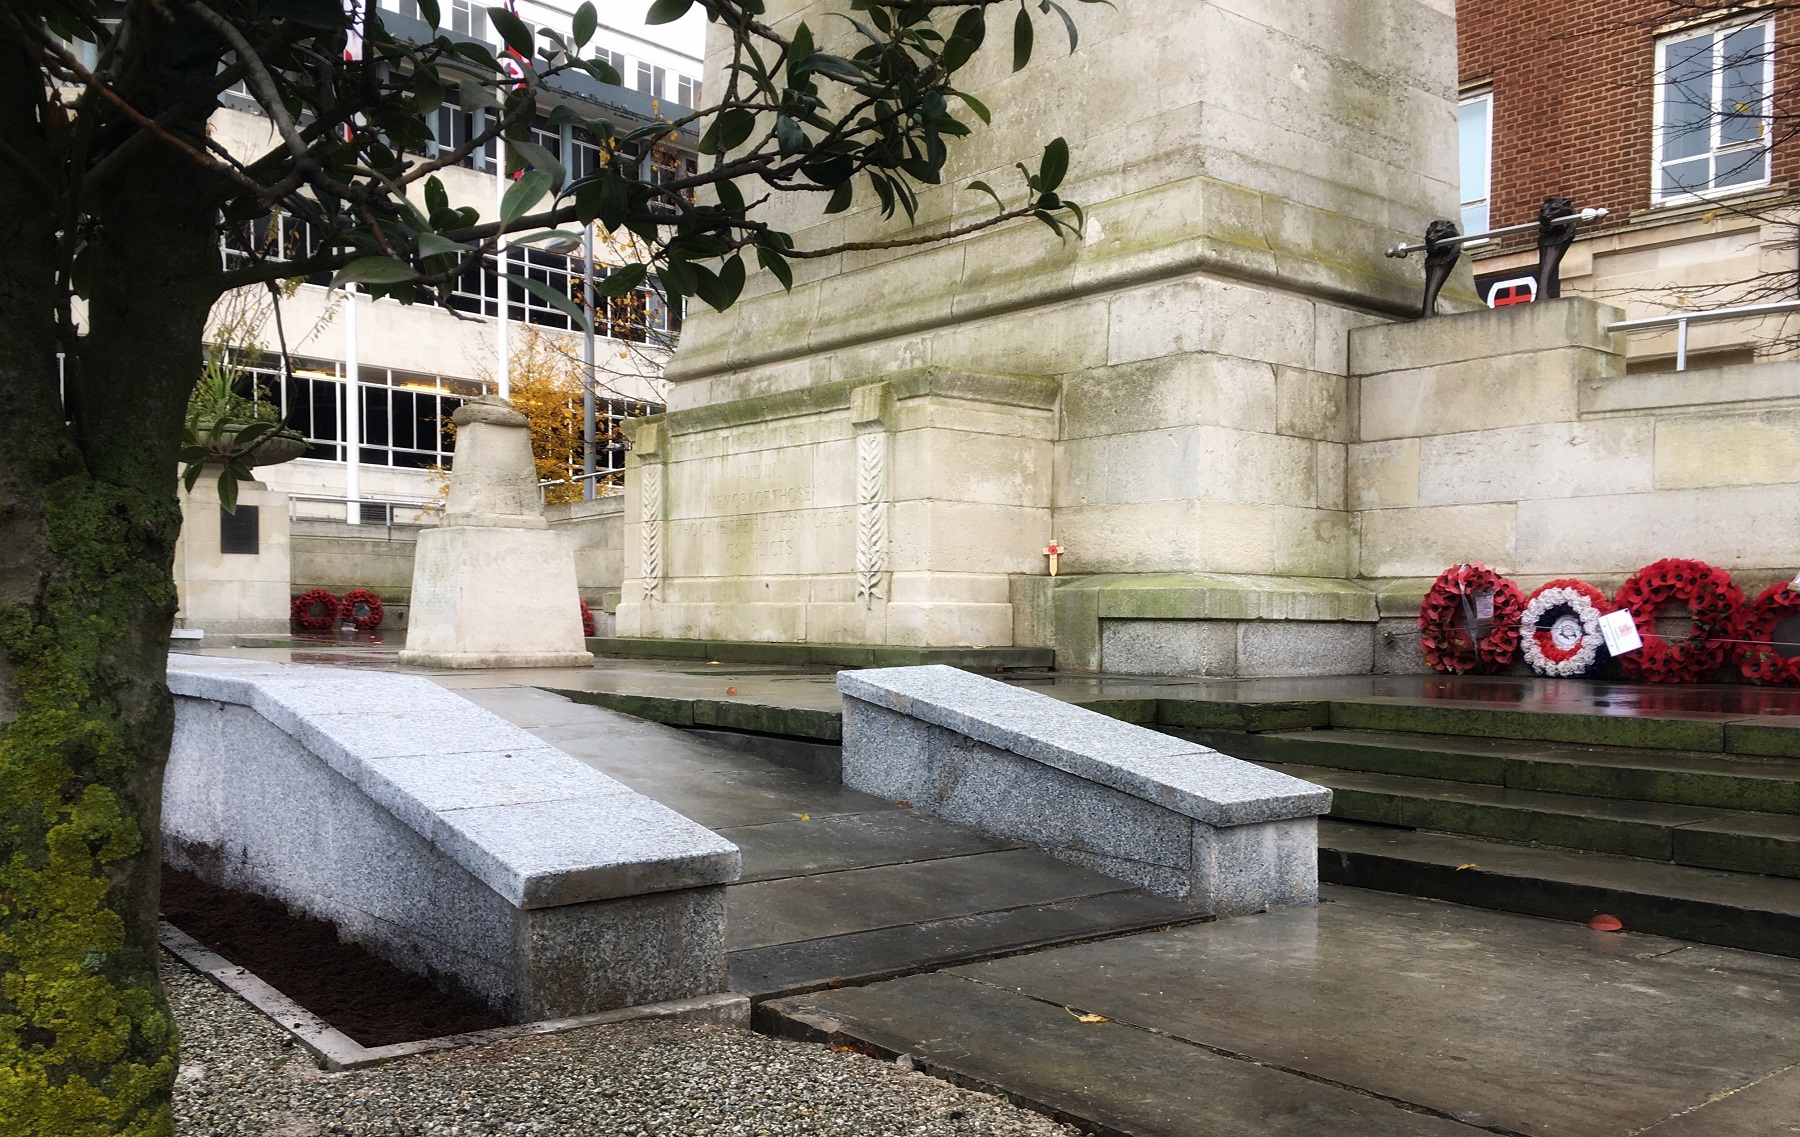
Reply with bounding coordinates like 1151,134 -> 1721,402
1043,541 -> 1065,577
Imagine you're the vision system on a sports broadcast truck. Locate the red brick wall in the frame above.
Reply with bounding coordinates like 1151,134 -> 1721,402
1457,1 -> 1800,242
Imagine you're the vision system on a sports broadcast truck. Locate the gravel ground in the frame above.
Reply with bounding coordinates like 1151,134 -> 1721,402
167,954 -> 1078,1137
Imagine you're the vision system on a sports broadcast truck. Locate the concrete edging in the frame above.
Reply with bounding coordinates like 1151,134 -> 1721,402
161,921 -> 749,1072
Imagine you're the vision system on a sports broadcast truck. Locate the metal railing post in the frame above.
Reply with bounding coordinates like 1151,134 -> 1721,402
1676,317 -> 1689,371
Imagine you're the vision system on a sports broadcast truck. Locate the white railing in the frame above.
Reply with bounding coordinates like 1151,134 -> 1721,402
1607,299 -> 1800,371
1384,207 -> 1609,258
287,494 -> 443,526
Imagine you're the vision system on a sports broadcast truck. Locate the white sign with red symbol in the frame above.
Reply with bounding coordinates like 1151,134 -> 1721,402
1598,609 -> 1643,656
1486,277 -> 1537,308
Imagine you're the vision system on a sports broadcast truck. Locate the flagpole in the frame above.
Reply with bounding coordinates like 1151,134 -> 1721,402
496,150 -> 509,401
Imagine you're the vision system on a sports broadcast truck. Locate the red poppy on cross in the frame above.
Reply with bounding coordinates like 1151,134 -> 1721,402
1043,541 -> 1065,577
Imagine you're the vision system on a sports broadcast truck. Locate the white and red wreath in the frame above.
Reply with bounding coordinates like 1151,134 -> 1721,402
1518,579 -> 1612,678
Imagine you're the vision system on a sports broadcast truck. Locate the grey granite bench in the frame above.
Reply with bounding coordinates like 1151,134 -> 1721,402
165,657 -> 739,1021
836,666 -> 1330,914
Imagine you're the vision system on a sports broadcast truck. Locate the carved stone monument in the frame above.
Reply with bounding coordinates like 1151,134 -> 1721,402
399,396 -> 591,668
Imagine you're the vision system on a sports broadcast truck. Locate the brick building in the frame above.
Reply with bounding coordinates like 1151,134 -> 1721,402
1457,0 -> 1800,367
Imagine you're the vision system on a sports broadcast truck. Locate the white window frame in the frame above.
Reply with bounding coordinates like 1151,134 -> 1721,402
1652,17 -> 1776,205
1458,88 -> 1494,236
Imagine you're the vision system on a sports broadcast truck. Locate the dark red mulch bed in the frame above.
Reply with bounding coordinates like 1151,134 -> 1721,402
161,867 -> 506,1046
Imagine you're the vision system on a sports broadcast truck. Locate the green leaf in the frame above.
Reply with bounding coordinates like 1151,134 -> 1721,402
425,175 -> 451,218
955,91 -> 992,124
581,57 -> 622,86
500,168 -> 554,223
508,137 -> 567,190
597,262 -> 648,297
756,246 -> 794,291
774,115 -> 808,156
713,256 -> 746,309
942,7 -> 987,71
787,20 -> 815,85
332,256 -> 422,287
716,108 -> 757,152
218,470 -> 240,515
967,179 -> 1005,210
715,178 -> 746,211
503,272 -> 592,332
418,0 -> 441,28
1012,6 -> 1034,72
645,0 -> 693,25
656,258 -> 696,297
806,53 -> 864,82
824,181 -> 854,214
417,232 -> 469,258
572,1 -> 597,47
412,67 -> 445,115
486,6 -> 535,58
457,78 -> 500,110
1038,136 -> 1069,193
1041,0 -> 1079,51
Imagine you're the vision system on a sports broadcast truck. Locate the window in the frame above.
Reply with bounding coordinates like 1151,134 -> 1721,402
449,0 -> 487,45
676,74 -> 701,108
212,354 -> 472,468
593,47 -> 627,83
592,398 -> 665,491
637,61 -> 666,98
1655,19 -> 1774,201
1458,90 -> 1492,235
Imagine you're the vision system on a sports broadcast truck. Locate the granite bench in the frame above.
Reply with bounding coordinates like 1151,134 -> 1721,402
164,657 -> 739,1021
836,666 -> 1330,914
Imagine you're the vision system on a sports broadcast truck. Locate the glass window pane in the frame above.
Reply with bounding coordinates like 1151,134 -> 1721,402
1460,202 -> 1489,237
1458,96 -> 1490,205
1716,146 -> 1767,186
1661,33 -> 1714,162
1721,25 -> 1769,145
1661,155 -> 1710,197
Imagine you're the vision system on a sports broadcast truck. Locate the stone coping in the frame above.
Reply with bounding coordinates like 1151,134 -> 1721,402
585,636 -> 1054,671
836,665 -> 1331,827
166,656 -> 740,908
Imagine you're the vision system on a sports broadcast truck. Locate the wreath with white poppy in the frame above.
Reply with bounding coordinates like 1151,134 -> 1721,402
1518,579 -> 1612,678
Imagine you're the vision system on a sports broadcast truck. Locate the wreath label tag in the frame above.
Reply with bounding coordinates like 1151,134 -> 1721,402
1473,591 -> 1495,620
1599,609 -> 1642,656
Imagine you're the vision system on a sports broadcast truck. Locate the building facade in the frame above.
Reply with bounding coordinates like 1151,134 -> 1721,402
1457,0 -> 1800,367
200,0 -> 698,522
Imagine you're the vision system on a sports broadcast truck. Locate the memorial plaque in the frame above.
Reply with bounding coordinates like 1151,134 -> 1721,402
219,504 -> 260,555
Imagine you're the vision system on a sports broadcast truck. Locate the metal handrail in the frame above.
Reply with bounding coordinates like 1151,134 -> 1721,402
1384,208 -> 1609,258
287,494 -> 444,524
1607,299 -> 1800,370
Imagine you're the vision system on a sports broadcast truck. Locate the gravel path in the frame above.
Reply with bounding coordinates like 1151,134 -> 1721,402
167,954 -> 1077,1137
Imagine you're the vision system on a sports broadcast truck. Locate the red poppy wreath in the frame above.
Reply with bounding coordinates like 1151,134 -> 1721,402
1612,558 -> 1744,684
339,588 -> 384,631
1419,563 -> 1525,674
1736,580 -> 1800,687
291,589 -> 339,632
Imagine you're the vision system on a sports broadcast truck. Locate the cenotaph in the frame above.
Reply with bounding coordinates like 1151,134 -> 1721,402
616,0 -> 1799,674
399,396 -> 591,668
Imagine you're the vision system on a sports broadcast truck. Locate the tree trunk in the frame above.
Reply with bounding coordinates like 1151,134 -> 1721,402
1,35 -> 222,1136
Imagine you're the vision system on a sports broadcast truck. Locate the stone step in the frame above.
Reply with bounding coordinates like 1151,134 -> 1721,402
1318,820 -> 1800,959
1190,727 -> 1800,814
1266,762 -> 1800,878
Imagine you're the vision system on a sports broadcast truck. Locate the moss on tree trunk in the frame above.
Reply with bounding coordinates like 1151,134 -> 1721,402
1,39 -> 222,1133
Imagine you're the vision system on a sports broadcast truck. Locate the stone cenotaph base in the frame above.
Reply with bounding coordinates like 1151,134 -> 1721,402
399,396 -> 592,669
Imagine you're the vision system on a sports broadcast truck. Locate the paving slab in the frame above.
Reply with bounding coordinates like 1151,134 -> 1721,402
725,849 -> 1135,952
935,887 -> 1800,1137
729,890 -> 1211,1000
717,811 -> 1024,883
764,970 -> 1473,1137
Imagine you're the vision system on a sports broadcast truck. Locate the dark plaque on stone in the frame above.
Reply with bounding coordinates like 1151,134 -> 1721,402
220,504 -> 260,555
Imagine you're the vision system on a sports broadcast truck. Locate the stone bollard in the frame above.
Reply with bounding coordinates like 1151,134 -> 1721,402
399,396 -> 592,668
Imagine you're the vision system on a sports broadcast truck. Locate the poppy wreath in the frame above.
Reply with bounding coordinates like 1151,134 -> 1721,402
1518,579 -> 1613,678
580,599 -> 596,637
291,589 -> 339,632
1612,558 -> 1745,684
1418,563 -> 1525,674
339,589 -> 384,631
1736,580 -> 1800,687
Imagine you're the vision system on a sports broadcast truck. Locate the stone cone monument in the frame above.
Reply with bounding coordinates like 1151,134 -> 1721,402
399,396 -> 591,668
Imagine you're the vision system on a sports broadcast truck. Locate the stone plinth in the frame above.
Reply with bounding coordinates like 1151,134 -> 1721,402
164,658 -> 740,1021
400,396 -> 591,668
173,477 -> 291,635
836,665 -> 1329,914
